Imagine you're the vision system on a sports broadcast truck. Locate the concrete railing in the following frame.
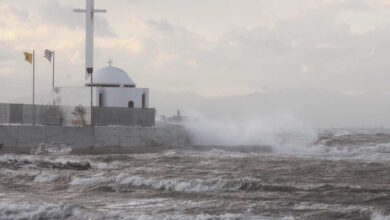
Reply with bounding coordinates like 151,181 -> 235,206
0,103 -> 155,127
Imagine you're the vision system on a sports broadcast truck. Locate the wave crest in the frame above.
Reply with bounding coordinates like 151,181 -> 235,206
70,173 -> 262,193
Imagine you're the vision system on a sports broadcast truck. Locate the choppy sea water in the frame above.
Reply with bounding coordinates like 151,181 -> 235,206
1,129 -> 390,220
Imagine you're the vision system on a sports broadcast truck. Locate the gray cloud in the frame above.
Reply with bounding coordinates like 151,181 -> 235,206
0,42 -> 18,62
7,5 -> 30,22
40,0 -> 116,37
332,0 -> 371,11
119,1 -> 390,94
146,20 -> 175,35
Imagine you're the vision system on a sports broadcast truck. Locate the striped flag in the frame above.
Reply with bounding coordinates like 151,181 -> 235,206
44,49 -> 53,62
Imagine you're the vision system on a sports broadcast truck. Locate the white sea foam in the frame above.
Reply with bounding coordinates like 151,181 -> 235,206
0,202 -> 75,220
183,113 -> 318,153
69,173 -> 364,194
91,161 -> 127,170
0,201 -> 292,220
123,213 -> 293,220
116,174 -> 262,192
372,212 -> 390,220
70,173 -> 262,193
177,114 -> 390,161
0,201 -> 118,220
178,113 -> 390,161
302,142 -> 390,161
34,172 -> 61,183
70,173 -> 115,188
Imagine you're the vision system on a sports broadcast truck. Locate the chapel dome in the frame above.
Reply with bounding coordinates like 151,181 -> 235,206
85,64 -> 136,87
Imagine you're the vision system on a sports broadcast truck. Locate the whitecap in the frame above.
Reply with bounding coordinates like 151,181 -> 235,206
34,172 -> 61,183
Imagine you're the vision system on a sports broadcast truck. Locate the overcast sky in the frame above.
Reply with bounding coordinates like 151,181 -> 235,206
1,0 -> 390,102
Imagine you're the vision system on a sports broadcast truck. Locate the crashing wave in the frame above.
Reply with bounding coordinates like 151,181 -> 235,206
0,201 -> 292,220
0,202 -> 76,220
372,212 -> 390,220
71,173 -> 262,193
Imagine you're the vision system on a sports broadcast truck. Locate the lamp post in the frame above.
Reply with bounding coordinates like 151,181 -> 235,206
87,67 -> 94,126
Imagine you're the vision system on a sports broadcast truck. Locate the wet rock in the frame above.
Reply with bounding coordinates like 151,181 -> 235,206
63,161 -> 91,170
0,159 -> 32,169
34,161 -> 91,170
0,158 -> 91,170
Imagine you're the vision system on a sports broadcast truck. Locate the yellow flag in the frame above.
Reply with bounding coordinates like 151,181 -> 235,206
24,52 -> 33,64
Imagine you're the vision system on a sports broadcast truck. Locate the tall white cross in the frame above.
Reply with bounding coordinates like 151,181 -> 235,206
74,0 -> 106,80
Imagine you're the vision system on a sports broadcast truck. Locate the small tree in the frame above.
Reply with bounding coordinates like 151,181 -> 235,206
72,105 -> 87,126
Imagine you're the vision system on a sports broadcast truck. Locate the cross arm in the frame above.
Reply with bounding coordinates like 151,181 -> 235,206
93,9 -> 107,13
74,9 -> 87,12
73,9 -> 106,13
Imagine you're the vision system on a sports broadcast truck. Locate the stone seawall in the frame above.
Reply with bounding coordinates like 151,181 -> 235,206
0,125 -> 190,154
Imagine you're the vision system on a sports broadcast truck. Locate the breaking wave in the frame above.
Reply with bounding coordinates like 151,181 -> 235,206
179,114 -> 390,160
0,202 -> 77,220
183,114 -> 318,154
0,201 -> 289,220
71,174 -> 262,193
0,200 -> 384,220
372,212 -> 390,220
116,174 -> 262,192
33,172 -> 62,183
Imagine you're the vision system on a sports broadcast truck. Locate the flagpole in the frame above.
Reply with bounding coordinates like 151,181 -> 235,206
52,50 -> 55,105
32,50 -> 36,126
90,69 -> 94,126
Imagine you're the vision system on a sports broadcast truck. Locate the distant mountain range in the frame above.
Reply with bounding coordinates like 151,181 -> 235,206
151,89 -> 390,128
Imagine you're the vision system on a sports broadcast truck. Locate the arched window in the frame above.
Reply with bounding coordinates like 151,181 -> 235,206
128,101 -> 134,108
99,93 -> 103,107
142,94 -> 146,108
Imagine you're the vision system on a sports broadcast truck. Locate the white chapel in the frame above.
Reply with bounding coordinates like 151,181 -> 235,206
86,60 -> 149,108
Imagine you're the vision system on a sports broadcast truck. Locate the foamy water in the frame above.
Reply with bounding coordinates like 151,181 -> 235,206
1,129 -> 390,219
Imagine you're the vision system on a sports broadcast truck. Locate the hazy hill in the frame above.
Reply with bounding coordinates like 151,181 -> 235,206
151,89 -> 390,128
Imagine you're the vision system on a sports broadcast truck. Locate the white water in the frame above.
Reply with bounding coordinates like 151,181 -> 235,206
180,113 -> 390,160
372,212 -> 390,220
1,200 -> 385,220
71,173 -> 263,193
0,201 -> 292,220
183,113 -> 318,153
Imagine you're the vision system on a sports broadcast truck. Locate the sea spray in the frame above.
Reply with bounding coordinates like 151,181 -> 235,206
182,112 -> 318,153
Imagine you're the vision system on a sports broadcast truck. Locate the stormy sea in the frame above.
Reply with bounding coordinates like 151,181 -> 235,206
1,128 -> 390,220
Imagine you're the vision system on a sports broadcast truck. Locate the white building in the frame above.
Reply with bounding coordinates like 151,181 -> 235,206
57,61 -> 149,110
85,61 -> 149,108
55,61 -> 153,126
